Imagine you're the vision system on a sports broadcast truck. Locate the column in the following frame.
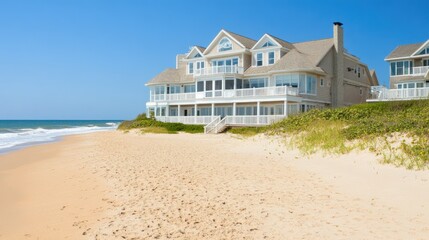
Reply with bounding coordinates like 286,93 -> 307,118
166,105 -> 169,117
194,104 -> 197,124
211,103 -> 215,118
178,105 -> 181,122
256,101 -> 260,124
233,102 -> 236,116
284,100 -> 288,117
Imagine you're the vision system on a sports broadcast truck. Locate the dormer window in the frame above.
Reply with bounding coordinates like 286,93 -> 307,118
262,41 -> 275,48
418,47 -> 429,55
218,38 -> 232,52
256,53 -> 263,66
268,52 -> 275,65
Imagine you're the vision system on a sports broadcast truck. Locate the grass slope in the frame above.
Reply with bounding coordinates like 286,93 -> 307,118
118,114 -> 204,134
230,100 -> 429,170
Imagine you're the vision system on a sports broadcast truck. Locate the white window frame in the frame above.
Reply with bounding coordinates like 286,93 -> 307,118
218,37 -> 232,52
268,52 -> 275,65
256,53 -> 263,66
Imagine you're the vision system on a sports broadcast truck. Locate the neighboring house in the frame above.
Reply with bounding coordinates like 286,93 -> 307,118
368,41 -> 429,101
146,23 -> 377,133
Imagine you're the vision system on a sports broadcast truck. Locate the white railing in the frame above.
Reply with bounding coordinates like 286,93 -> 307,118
151,86 -> 299,102
155,116 -> 218,125
413,66 -> 429,76
194,66 -> 244,76
225,115 -> 287,126
203,116 -> 221,134
368,87 -> 429,101
212,117 -> 227,134
150,93 -> 196,102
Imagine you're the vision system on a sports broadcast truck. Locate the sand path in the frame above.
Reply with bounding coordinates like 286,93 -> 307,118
1,131 -> 428,239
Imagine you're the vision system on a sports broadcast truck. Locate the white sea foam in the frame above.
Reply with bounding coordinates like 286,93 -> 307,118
0,125 -> 117,153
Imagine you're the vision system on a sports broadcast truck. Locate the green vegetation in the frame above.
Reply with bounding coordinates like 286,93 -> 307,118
228,126 -> 267,137
118,114 -> 204,134
229,100 -> 429,170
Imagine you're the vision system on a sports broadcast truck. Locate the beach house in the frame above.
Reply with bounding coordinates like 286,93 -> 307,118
368,40 -> 429,101
146,23 -> 377,133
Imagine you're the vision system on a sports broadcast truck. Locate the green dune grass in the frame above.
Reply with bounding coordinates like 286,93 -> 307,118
230,100 -> 429,170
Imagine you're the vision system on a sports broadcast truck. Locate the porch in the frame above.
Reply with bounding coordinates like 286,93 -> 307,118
367,87 -> 429,102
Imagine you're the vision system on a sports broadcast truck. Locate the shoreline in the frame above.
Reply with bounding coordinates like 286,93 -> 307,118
0,128 -> 116,156
1,131 -> 428,239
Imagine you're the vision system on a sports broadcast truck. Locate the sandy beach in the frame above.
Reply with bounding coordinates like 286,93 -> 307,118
0,131 -> 428,239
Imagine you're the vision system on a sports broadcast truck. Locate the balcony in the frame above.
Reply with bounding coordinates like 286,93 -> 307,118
149,86 -> 299,102
412,66 -> 429,76
193,66 -> 244,76
367,87 -> 429,102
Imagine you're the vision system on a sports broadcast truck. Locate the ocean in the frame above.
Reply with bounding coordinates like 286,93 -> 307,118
0,120 -> 122,154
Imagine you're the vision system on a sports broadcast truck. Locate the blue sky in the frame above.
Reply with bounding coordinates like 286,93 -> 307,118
0,0 -> 427,120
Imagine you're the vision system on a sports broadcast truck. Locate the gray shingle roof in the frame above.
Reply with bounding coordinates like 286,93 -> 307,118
195,46 -> 206,53
224,30 -> 257,49
146,68 -> 194,86
385,42 -> 424,59
292,38 -> 334,66
267,34 -> 295,50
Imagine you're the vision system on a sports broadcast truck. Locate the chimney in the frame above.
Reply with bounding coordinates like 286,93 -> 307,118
332,22 -> 344,107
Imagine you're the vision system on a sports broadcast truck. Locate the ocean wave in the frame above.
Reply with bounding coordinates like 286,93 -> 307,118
0,125 -> 117,152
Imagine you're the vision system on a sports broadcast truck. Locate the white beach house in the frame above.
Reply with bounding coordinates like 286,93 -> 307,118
368,40 -> 429,102
146,23 -> 377,133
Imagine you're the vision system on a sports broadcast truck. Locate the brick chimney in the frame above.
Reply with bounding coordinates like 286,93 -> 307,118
332,22 -> 344,107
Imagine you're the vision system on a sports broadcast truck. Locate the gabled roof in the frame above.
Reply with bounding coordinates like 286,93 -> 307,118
385,42 -> 424,60
203,29 -> 257,54
245,38 -> 333,75
224,30 -> 257,49
251,33 -> 295,50
195,46 -> 206,53
185,46 -> 205,59
369,70 -> 379,86
292,38 -> 334,66
266,34 -> 295,50
146,68 -> 194,86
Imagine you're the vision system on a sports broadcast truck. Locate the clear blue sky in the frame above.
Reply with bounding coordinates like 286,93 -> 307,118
1,0 -> 427,120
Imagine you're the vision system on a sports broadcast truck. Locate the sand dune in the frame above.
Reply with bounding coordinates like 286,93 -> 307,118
0,131 -> 428,239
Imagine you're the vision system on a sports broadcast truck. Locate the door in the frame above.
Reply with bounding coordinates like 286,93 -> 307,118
184,109 -> 188,116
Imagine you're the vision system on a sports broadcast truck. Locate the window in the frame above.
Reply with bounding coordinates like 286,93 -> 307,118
262,41 -> 275,48
236,79 -> 243,89
196,61 -> 205,70
418,47 -> 429,55
256,53 -> 263,66
154,86 -> 165,94
390,61 -> 413,76
206,80 -> 213,91
184,84 -> 195,93
320,79 -> 324,87
197,81 -> 204,92
359,88 -> 363,95
225,79 -> 234,89
268,52 -> 275,65
232,58 -> 238,66
306,75 -> 316,95
188,62 -> 194,74
194,53 -> 202,58
215,80 -> 222,90
218,37 -> 232,52
357,66 -> 361,78
275,74 -> 317,94
170,85 -> 181,94
248,78 -> 266,88
397,82 -> 424,89
424,59 -> 429,66
391,62 -> 396,76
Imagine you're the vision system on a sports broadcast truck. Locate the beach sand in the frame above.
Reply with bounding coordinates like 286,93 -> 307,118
0,131 -> 428,239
